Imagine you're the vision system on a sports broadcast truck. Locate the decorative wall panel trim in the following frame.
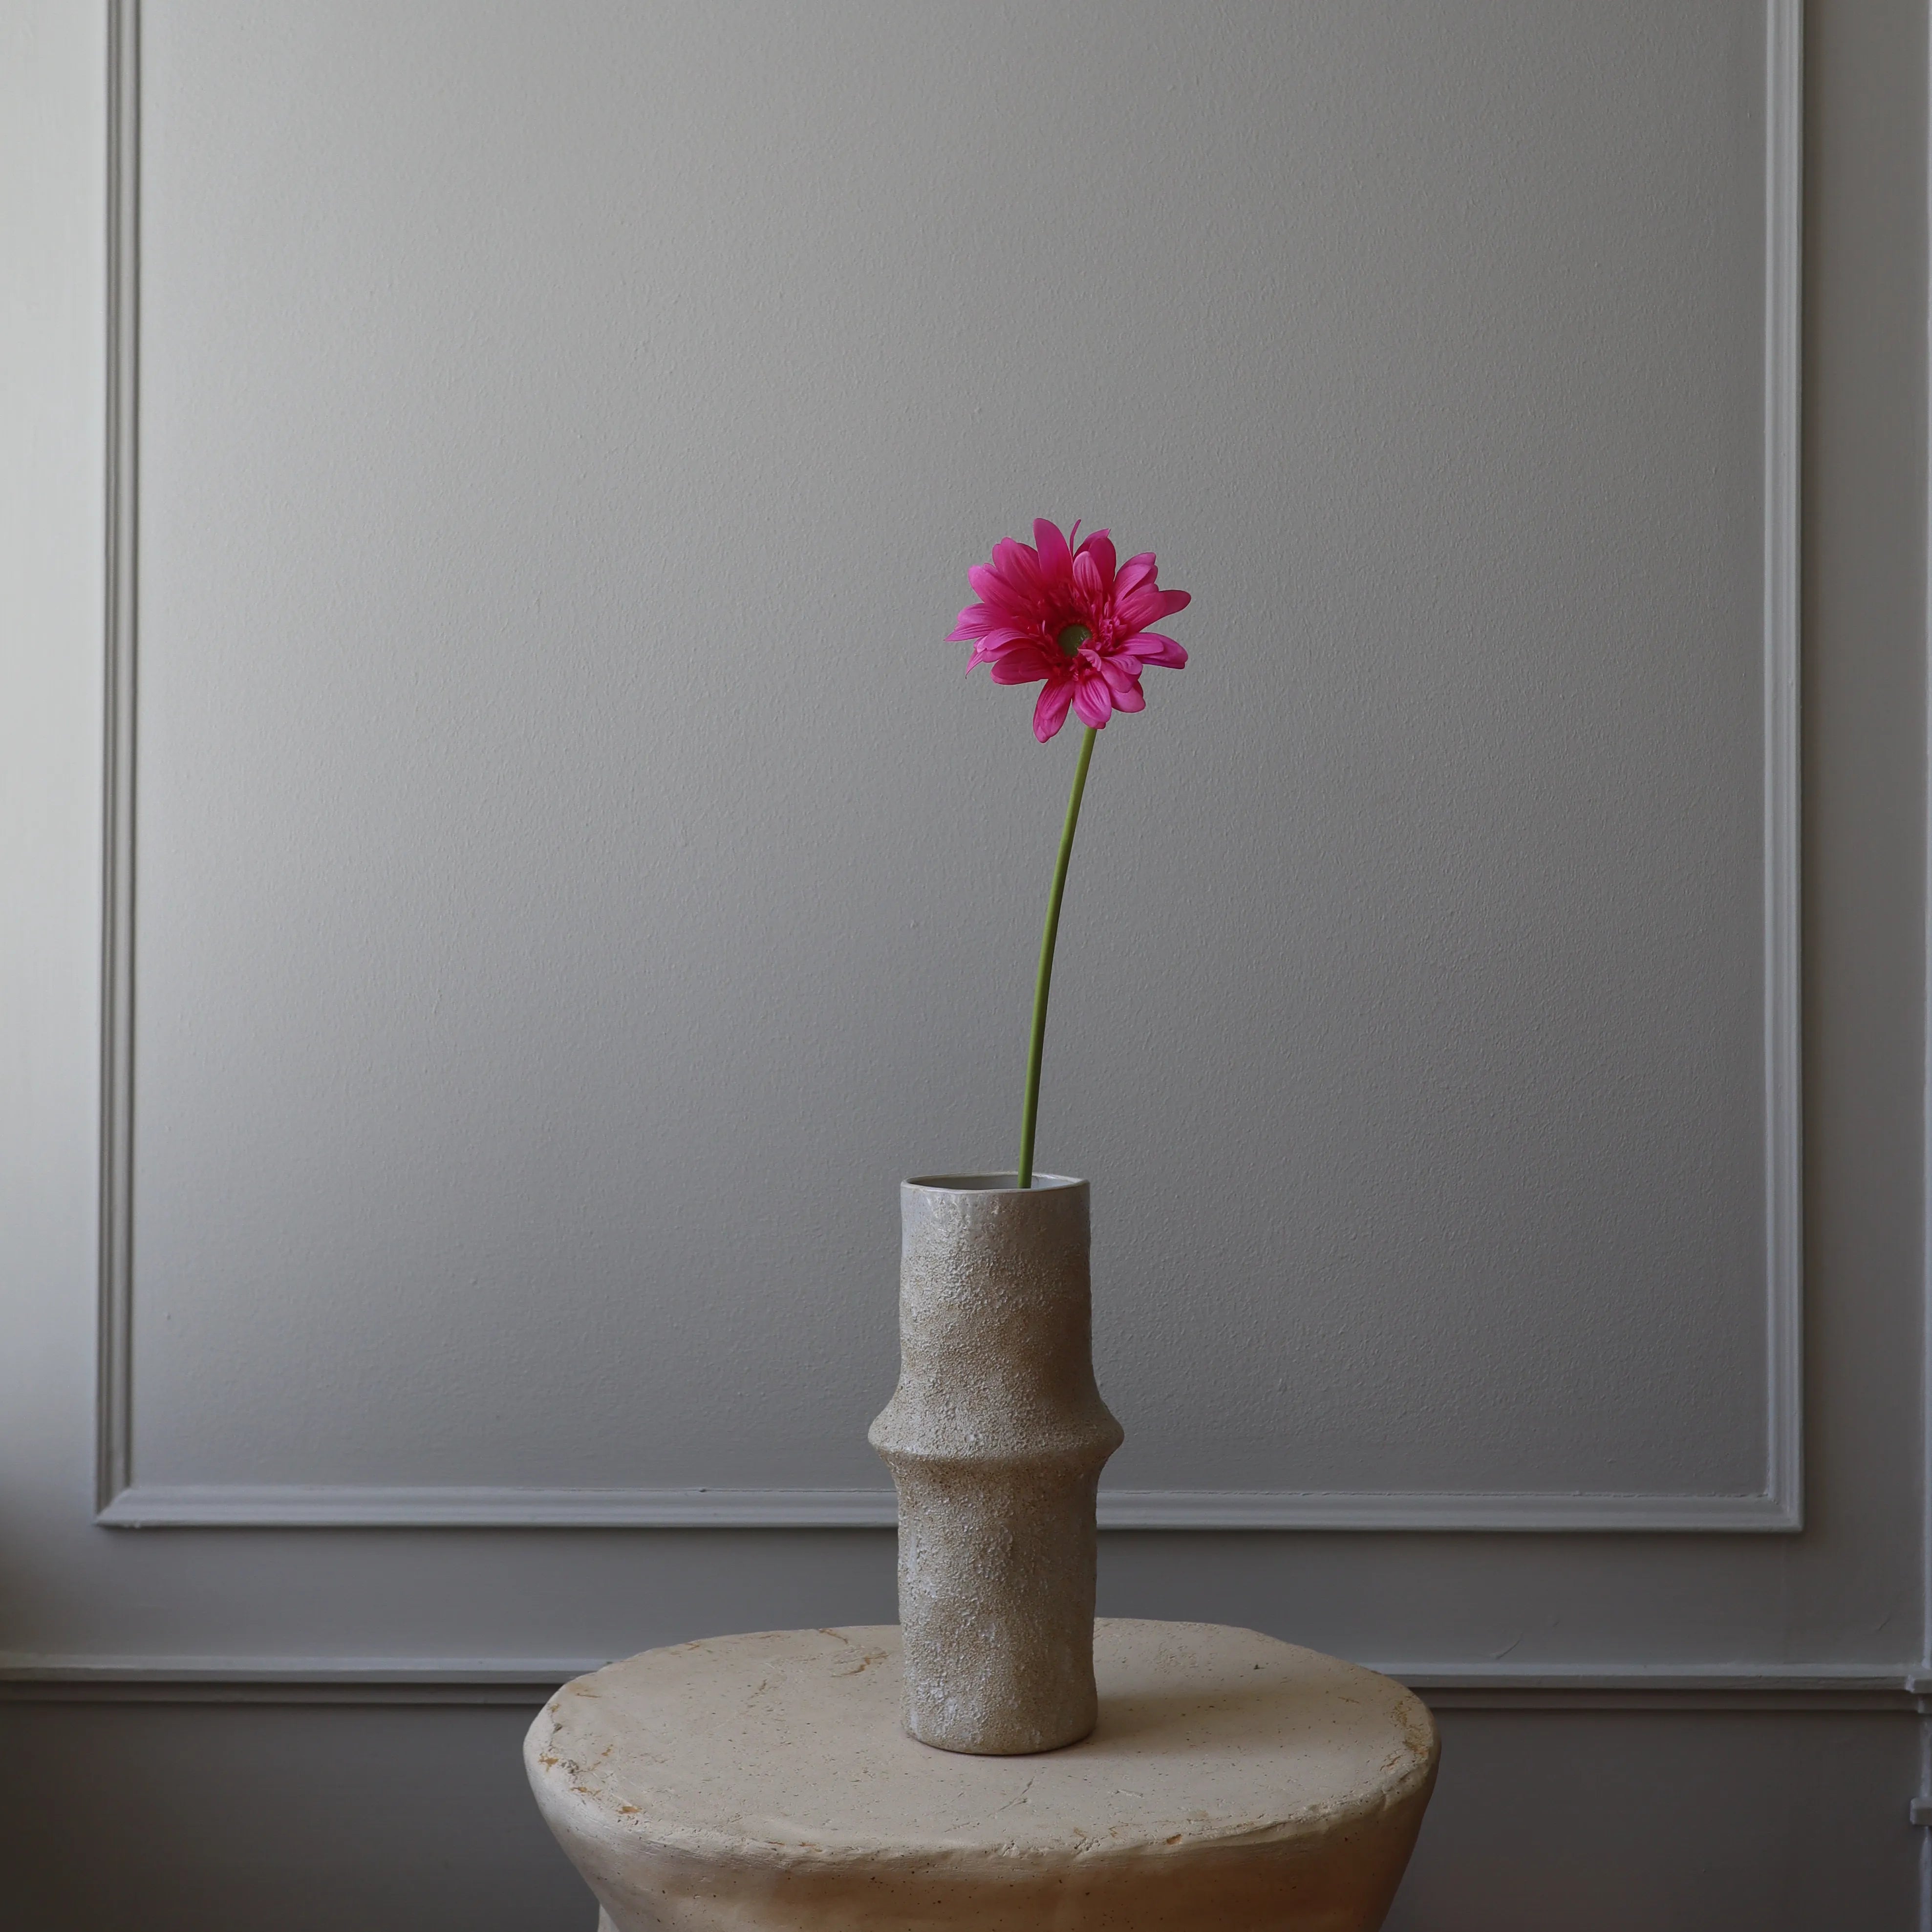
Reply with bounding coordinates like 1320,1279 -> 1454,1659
2,1655 -> 1911,1714
96,0 -> 139,1519
94,1481 -> 1802,1532
94,0 -> 1804,1533
1758,0 -> 1805,1549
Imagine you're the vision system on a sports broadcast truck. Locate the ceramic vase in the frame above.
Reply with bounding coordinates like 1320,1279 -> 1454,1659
868,1173 -> 1123,1754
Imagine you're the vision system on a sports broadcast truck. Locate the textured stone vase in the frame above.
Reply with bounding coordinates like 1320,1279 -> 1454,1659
868,1174 -> 1124,1755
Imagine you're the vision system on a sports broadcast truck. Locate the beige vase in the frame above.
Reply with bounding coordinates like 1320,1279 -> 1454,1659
868,1173 -> 1124,1755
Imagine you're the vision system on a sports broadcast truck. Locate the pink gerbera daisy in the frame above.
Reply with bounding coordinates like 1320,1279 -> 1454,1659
948,519 -> 1191,742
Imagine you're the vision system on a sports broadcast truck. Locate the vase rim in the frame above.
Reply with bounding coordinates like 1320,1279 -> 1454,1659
904,1172 -> 1085,1194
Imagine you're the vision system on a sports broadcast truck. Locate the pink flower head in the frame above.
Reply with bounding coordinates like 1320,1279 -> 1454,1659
948,519 -> 1190,742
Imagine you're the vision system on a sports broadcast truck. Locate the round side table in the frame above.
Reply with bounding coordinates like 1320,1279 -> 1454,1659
526,1618 -> 1438,1932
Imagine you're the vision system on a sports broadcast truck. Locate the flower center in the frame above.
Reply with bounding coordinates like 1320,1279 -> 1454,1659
1055,623 -> 1092,657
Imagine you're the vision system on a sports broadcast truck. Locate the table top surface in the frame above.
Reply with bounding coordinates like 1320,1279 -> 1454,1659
527,1618 -> 1437,1866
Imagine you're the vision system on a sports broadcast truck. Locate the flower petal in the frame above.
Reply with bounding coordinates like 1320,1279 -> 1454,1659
947,603 -> 1000,641
1074,529 -> 1116,587
987,643 -> 1060,684
1095,654 -> 1146,709
1114,552 -> 1159,598
1116,584 -> 1191,630
966,564 -> 1028,615
966,624 -> 1035,656
1033,519 -> 1073,585
1071,668 -> 1115,729
1126,632 -> 1187,668
1033,676 -> 1077,742
990,537 -> 1045,598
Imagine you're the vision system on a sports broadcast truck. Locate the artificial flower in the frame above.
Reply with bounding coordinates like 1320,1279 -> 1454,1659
948,519 -> 1190,742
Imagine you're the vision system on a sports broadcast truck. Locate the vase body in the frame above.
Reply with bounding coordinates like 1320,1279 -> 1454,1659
868,1174 -> 1123,1755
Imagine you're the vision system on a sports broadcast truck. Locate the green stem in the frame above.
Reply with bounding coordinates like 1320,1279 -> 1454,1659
1018,724 -> 1098,1188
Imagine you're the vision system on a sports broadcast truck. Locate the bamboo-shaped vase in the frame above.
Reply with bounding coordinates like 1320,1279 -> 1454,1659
869,1174 -> 1123,1755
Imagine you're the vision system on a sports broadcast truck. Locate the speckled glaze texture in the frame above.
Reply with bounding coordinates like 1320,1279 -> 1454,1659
868,1174 -> 1124,1754
525,1620 -> 1440,1932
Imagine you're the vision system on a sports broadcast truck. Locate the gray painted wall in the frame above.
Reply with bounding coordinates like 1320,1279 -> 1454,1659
0,1 -> 1924,1927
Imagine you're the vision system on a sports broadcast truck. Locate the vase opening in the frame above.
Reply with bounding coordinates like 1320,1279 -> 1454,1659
905,1172 -> 1083,1193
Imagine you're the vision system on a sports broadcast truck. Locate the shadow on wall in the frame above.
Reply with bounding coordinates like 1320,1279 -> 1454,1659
0,1698 -> 1919,1931
0,1701 -> 590,1932
1385,1707 -> 1920,1932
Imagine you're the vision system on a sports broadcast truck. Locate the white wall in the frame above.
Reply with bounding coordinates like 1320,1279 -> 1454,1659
1,3 -> 1925,1927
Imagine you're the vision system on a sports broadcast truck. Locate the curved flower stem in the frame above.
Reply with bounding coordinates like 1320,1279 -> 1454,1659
1018,724 -> 1098,1188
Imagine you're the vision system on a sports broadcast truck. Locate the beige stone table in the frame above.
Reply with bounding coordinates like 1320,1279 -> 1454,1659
526,1619 -> 1438,1931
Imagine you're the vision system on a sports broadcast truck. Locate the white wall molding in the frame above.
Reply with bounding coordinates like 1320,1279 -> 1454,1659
95,1481 -> 1802,1532
0,1657 -> 591,1707
1,1653 -> 1911,1713
96,0 -> 138,1519
1758,0 -> 1805,1551
93,0 -> 1805,1535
